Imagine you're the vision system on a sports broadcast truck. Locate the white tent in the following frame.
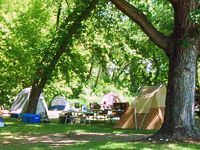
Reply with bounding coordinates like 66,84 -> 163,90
48,96 -> 71,119
49,96 -> 70,111
10,87 -> 49,118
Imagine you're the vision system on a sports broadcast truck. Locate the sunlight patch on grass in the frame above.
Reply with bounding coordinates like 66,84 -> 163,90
0,132 -> 12,136
168,144 -> 182,149
29,148 -> 44,150
167,144 -> 198,150
96,142 -> 200,150
112,130 -> 130,134
97,142 -> 135,150
74,129 -> 87,133
25,124 -> 43,127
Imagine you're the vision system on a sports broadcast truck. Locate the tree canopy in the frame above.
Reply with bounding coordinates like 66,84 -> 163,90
0,0 -> 171,107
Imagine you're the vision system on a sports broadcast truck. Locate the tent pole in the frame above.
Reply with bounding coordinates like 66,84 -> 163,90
133,99 -> 138,129
139,95 -> 156,129
134,108 -> 137,129
139,112 -> 148,129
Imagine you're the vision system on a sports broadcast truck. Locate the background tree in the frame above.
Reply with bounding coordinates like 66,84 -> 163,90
26,0 -> 99,113
110,0 -> 200,141
0,0 -> 170,107
0,0 -> 53,106
78,2 -> 169,95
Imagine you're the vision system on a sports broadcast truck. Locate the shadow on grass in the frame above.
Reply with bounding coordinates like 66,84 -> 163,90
1,118 -> 156,135
0,141 -> 200,150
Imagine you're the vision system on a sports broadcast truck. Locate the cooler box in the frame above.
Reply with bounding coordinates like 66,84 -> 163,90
22,114 -> 41,123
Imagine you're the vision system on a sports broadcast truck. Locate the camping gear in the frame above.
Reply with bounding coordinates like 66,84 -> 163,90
101,92 -> 121,109
89,102 -> 101,109
22,114 -> 41,123
82,105 -> 87,112
110,102 -> 129,118
59,112 -> 74,123
114,85 -> 166,130
10,87 -> 49,118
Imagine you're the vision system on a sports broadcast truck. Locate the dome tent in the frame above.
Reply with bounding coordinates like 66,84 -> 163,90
49,96 -> 70,111
10,87 -> 49,118
101,92 -> 121,109
48,96 -> 71,119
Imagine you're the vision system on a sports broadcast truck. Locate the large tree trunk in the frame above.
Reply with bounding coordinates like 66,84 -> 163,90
152,42 -> 200,141
151,1 -> 200,141
110,0 -> 200,141
26,0 -> 98,114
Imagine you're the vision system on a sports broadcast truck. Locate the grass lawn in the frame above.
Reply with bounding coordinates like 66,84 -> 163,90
0,117 -> 200,150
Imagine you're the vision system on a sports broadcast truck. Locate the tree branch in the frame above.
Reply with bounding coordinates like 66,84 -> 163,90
56,0 -> 62,30
65,0 -> 69,7
110,0 -> 170,51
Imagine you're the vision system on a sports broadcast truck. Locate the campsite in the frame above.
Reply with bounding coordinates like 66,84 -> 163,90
1,0 -> 200,149
1,85 -> 200,149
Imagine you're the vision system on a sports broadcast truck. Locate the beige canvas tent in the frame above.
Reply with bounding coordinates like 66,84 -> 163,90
114,85 -> 166,130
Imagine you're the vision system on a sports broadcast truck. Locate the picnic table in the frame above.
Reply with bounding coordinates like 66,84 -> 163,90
60,110 -> 94,124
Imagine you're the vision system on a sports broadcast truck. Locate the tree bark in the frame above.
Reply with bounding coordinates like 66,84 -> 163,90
152,0 -> 200,141
26,0 -> 98,114
111,0 -> 200,141
152,41 -> 200,141
196,57 -> 200,88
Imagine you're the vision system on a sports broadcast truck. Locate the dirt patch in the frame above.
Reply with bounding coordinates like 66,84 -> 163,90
0,132 -> 151,147
68,132 -> 150,142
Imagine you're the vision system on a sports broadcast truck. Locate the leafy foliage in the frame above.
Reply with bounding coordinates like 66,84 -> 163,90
0,0 -> 171,107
